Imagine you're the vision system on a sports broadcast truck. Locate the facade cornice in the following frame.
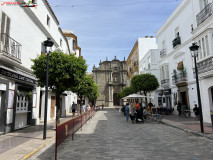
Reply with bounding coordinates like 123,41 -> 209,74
157,0 -> 191,37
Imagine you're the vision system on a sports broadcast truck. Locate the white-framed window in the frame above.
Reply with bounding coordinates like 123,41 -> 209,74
0,11 -> 11,36
205,35 -> 209,56
198,40 -> 202,60
73,39 -> 76,50
196,35 -> 210,61
202,37 -> 206,57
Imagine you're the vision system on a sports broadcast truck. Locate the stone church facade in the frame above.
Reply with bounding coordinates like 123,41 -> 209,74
92,57 -> 127,107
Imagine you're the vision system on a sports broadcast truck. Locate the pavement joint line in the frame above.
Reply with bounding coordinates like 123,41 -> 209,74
160,119 -> 213,140
20,137 -> 55,160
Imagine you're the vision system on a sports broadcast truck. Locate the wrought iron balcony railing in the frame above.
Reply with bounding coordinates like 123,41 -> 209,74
160,49 -> 166,58
172,36 -> 181,48
197,3 -> 213,26
197,57 -> 213,75
172,72 -> 187,85
0,33 -> 22,60
161,79 -> 170,88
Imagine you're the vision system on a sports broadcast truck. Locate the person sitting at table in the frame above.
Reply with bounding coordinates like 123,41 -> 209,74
193,104 -> 199,119
148,101 -> 153,109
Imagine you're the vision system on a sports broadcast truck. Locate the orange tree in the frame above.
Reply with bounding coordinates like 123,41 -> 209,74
32,51 -> 87,124
131,74 -> 159,107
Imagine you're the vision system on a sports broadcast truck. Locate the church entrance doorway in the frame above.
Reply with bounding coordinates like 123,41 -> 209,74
113,93 -> 119,106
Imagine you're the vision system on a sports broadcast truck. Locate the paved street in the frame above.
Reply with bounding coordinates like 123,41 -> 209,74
36,109 -> 213,160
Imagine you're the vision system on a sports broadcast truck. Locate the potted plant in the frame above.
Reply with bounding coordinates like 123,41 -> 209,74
173,69 -> 177,80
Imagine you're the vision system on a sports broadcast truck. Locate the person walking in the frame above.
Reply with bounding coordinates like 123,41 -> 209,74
193,104 -> 200,119
130,103 -> 136,124
177,101 -> 181,116
71,102 -> 76,117
125,103 -> 130,122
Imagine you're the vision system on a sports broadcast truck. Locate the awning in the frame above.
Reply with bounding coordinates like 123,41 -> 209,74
123,94 -> 147,99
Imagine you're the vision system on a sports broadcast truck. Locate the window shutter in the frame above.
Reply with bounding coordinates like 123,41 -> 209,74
5,17 -> 10,45
1,12 -> 6,41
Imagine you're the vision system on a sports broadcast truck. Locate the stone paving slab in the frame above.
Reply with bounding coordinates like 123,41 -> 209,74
35,109 -> 213,160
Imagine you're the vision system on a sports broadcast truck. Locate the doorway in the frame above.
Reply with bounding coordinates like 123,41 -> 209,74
0,91 -> 5,133
181,91 -> 188,109
113,93 -> 119,106
51,96 -> 55,118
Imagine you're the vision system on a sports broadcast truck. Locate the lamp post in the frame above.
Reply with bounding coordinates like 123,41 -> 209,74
189,43 -> 204,133
43,38 -> 54,140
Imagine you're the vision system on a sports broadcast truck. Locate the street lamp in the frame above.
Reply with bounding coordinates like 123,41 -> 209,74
189,43 -> 204,133
43,38 -> 54,139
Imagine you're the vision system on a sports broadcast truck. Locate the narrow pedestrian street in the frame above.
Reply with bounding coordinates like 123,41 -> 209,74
36,109 -> 213,160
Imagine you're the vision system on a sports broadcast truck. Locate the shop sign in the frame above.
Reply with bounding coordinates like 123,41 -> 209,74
0,68 -> 36,84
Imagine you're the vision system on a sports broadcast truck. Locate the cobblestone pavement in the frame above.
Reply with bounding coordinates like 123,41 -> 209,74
36,109 -> 213,160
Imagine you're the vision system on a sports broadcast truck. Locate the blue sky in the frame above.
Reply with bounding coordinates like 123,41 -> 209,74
48,0 -> 181,72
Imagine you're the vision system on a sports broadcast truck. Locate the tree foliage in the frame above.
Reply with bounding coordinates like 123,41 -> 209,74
119,86 -> 133,98
131,74 -> 159,94
131,73 -> 159,106
31,51 -> 87,124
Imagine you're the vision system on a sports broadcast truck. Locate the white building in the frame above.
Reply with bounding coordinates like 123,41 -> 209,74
139,49 -> 160,106
138,36 -> 158,73
127,36 -> 158,87
156,0 -> 213,123
0,0 -> 80,133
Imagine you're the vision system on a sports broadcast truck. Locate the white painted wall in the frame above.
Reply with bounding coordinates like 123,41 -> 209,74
138,38 -> 158,73
156,0 -> 213,123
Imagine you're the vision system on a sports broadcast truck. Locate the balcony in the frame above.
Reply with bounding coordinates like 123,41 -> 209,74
161,79 -> 170,88
0,33 -> 22,63
172,36 -> 181,48
160,49 -> 166,58
197,3 -> 213,26
172,72 -> 187,86
195,57 -> 213,76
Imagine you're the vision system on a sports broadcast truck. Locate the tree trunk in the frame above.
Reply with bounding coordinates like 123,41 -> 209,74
56,93 -> 61,125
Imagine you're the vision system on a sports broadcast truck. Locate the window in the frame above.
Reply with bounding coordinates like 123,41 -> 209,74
197,35 -> 210,61
202,37 -> 206,57
1,12 -> 10,35
47,15 -> 50,27
41,43 -> 46,54
205,35 -> 209,56
198,40 -> 202,60
73,40 -> 76,50
60,38 -> 62,47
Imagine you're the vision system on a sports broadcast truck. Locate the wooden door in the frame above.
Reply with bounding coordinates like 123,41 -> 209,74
51,96 -> 55,118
